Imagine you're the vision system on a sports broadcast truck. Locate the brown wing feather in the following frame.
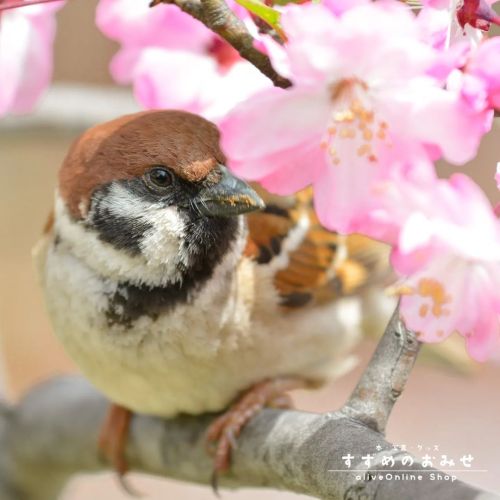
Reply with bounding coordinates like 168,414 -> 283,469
246,186 -> 392,308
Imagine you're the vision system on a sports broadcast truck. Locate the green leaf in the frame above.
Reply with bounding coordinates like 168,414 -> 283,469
272,0 -> 307,5
235,0 -> 281,31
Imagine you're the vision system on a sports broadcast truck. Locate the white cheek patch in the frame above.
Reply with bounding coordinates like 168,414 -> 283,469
91,182 -> 160,222
94,183 -> 190,271
54,187 -> 188,287
139,206 -> 190,271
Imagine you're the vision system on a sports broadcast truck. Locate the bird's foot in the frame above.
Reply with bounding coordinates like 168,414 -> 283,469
205,376 -> 308,492
98,404 -> 140,496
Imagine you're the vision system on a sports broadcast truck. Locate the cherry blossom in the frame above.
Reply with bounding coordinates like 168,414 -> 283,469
0,0 -> 64,116
96,0 -> 212,52
466,37 -> 500,109
393,175 -> 500,361
419,0 -> 500,48
221,1 -> 491,233
1,0 -> 500,361
96,0 -> 270,120
416,5 -> 450,49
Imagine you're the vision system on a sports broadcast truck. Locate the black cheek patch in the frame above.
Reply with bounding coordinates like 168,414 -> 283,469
91,207 -> 152,256
87,180 -> 158,256
89,177 -> 240,328
104,215 -> 239,328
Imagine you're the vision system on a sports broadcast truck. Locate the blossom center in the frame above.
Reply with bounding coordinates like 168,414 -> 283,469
403,277 -> 452,319
321,79 -> 389,167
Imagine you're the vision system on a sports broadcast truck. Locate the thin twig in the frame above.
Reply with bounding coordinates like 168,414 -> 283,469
151,0 -> 292,89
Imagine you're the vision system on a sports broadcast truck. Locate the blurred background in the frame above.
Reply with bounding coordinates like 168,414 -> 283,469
0,1 -> 499,498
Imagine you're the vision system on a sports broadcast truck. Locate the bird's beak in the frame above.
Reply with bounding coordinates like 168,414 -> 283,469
193,166 -> 265,217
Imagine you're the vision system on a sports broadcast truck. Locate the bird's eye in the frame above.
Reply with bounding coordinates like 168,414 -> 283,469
146,166 -> 173,190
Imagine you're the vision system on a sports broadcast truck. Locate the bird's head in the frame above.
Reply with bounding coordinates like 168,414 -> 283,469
54,110 -> 264,287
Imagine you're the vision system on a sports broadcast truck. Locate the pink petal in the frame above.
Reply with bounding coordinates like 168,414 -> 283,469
416,6 -> 449,50
0,7 -> 58,116
132,48 -> 219,114
220,86 -> 330,176
203,61 -> 271,121
406,82 -> 492,164
421,0 -> 451,7
18,0 -> 65,16
322,0 -> 370,16
312,145 -> 384,233
465,313 -> 500,361
456,263 -> 500,360
467,37 -> 500,109
398,213 -> 434,256
109,48 -> 141,84
277,4 -> 343,84
393,174 -> 500,265
113,48 -> 269,121
257,141 -> 324,195
96,0 -> 212,51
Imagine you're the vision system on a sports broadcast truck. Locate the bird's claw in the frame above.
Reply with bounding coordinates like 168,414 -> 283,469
98,404 -> 142,497
205,377 -> 307,494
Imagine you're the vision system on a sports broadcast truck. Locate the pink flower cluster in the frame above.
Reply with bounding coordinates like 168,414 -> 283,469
220,0 -> 500,361
95,0 -> 270,120
1,0 -> 500,361
0,0 -> 64,117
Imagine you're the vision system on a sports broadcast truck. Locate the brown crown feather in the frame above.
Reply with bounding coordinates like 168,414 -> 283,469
59,110 -> 226,218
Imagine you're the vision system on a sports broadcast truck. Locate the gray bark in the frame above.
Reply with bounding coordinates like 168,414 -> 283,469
0,308 -> 496,499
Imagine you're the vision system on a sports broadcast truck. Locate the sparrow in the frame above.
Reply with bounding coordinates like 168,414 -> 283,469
34,110 -> 392,485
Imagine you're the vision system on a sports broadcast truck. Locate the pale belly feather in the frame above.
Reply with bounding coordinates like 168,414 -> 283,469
42,245 -> 361,417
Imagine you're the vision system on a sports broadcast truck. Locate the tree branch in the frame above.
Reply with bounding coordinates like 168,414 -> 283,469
0,378 -> 494,500
0,308 -> 497,500
342,304 -> 420,433
150,0 -> 292,89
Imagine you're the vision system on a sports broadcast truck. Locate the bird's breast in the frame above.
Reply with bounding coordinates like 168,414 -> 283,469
42,240 -> 362,416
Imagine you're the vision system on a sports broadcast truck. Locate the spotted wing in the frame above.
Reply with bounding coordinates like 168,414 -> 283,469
245,186 -> 392,308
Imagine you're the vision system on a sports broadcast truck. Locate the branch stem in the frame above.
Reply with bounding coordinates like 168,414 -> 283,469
343,304 -> 421,433
154,0 -> 292,88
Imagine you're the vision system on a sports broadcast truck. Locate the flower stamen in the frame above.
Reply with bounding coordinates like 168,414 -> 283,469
325,79 -> 389,168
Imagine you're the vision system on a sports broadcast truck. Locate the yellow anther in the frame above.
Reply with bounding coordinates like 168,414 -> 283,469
357,144 -> 371,156
418,278 -> 451,318
334,110 -> 355,123
419,304 -> 429,318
